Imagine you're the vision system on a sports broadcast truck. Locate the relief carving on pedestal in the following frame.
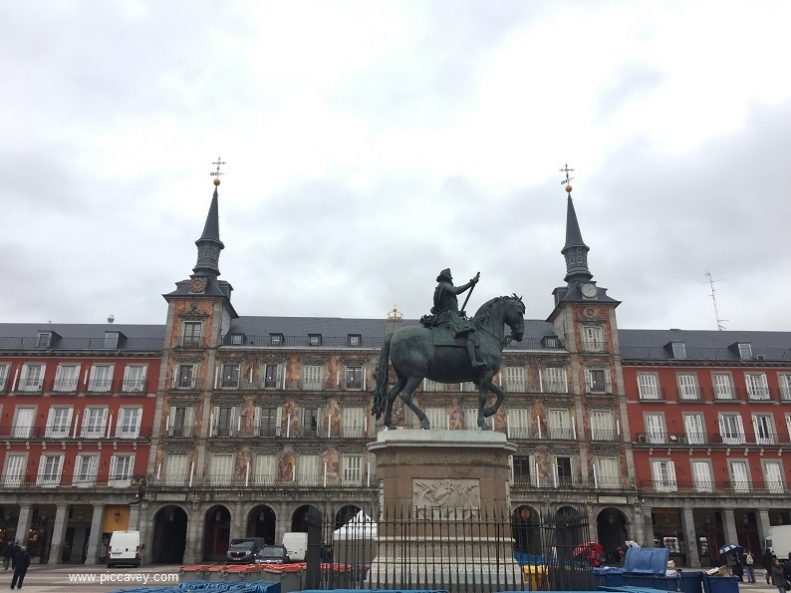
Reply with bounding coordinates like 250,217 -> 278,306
412,478 -> 480,512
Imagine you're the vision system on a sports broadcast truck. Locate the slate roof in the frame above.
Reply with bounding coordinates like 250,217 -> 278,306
0,323 -> 165,352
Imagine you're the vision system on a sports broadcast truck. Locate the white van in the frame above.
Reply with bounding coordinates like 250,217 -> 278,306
107,530 -> 141,567
282,532 -> 308,562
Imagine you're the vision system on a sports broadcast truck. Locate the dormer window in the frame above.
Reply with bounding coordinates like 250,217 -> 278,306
181,322 -> 202,348
270,333 -> 284,346
348,334 -> 361,347
37,331 -> 52,349
308,334 -> 322,347
543,336 -> 560,349
737,343 -> 752,361
670,341 -> 686,360
104,331 -> 120,349
230,334 -> 244,346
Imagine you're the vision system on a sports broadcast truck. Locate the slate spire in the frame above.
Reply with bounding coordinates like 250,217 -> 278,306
192,179 -> 225,277
560,183 -> 593,283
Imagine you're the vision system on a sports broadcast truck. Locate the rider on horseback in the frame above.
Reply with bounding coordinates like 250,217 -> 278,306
422,268 -> 485,369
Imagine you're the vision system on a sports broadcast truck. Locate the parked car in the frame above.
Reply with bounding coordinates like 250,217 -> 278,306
255,544 -> 290,564
226,538 -> 267,564
107,530 -> 141,568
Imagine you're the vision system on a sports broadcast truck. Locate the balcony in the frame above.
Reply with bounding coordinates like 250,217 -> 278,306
154,472 -> 371,489
52,379 -> 79,393
633,431 -> 781,447
0,424 -> 152,439
121,379 -> 146,393
0,473 -> 143,489
86,379 -> 113,393
511,474 -> 631,490
638,478 -> 786,495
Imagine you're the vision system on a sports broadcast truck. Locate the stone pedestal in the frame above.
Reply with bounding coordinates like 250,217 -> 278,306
366,430 -> 521,591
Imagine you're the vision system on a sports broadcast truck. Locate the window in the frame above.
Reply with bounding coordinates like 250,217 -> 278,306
122,365 -> 147,392
53,364 -> 80,392
676,373 -> 699,400
11,407 -> 35,438
683,413 -> 706,444
116,407 -> 141,438
582,326 -> 604,352
543,336 -> 559,349
764,460 -> 784,494
211,406 -> 236,437
637,373 -> 660,400
745,373 -> 769,400
37,454 -> 63,487
590,410 -> 615,441
425,407 -> 446,430
0,364 -> 8,391
342,407 -> 365,438
254,454 -> 276,486
175,364 -> 196,389
752,414 -> 776,444
342,454 -> 363,485
548,409 -> 573,440
729,460 -> 750,493
45,406 -> 73,438
302,406 -> 320,436
503,367 -> 527,391
182,322 -> 202,348
507,408 -> 530,439
104,331 -> 120,349
718,413 -> 745,445
297,454 -> 320,486
594,457 -> 619,488
2,453 -> 25,487
230,334 -> 244,345
423,378 -> 444,392
302,365 -> 323,390
345,366 -> 365,390
109,454 -> 134,487
554,456 -> 573,487
542,368 -> 567,393
163,453 -> 188,487
308,334 -> 322,347
270,333 -> 284,346
348,334 -> 361,347
82,407 -> 107,438
671,342 -> 687,360
209,454 -> 234,485
18,363 -> 45,392
74,454 -> 98,487
168,406 -> 195,437
691,460 -> 713,492
586,368 -> 610,393
258,406 -> 281,437
737,343 -> 753,361
88,364 -> 114,392
37,331 -> 53,348
220,363 -> 240,389
263,364 -> 284,389
712,373 -> 734,400
465,408 -> 491,430
650,459 -> 677,492
512,456 -> 533,486
645,413 -> 667,444
780,374 -> 791,401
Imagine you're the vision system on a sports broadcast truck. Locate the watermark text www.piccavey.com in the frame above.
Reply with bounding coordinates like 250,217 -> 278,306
68,571 -> 180,585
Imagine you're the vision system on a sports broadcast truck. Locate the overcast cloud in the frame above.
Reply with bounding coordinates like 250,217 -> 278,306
2,0 -> 790,332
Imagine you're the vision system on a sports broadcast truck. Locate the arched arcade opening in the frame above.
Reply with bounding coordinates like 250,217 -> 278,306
203,505 -> 231,562
152,506 -> 188,564
246,505 -> 276,544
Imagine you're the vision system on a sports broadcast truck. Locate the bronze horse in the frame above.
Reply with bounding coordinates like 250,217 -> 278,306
372,294 -> 525,429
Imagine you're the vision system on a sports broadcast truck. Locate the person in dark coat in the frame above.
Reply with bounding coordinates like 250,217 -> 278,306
10,545 -> 30,590
0,540 -> 9,571
772,557 -> 787,593
765,549 -> 777,584
7,542 -> 19,571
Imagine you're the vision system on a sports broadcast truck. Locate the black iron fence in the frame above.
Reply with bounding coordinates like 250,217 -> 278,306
304,506 -> 594,593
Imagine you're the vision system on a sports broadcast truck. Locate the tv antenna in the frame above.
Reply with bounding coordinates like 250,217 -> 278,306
704,271 -> 727,331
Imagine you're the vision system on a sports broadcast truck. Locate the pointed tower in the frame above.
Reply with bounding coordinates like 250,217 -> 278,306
192,180 -> 225,277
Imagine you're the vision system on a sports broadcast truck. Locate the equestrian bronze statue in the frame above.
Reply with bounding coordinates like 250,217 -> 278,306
372,270 -> 525,430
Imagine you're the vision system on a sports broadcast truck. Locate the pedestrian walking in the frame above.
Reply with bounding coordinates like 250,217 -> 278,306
765,549 -> 776,584
10,544 -> 30,590
2,540 -> 13,571
743,549 -> 756,584
772,557 -> 788,593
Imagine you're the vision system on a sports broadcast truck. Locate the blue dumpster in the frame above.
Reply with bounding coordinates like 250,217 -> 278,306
702,574 -> 739,593
618,548 -> 703,593
594,567 -> 626,587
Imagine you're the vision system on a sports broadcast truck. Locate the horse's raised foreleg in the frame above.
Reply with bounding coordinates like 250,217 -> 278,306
399,376 -> 430,429
475,370 -> 497,429
482,380 -> 508,418
383,375 -> 407,430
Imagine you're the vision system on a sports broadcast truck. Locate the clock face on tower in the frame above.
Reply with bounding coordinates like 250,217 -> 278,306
581,283 -> 597,298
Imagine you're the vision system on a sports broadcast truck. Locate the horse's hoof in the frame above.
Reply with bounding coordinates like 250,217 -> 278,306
420,420 -> 431,430
478,422 -> 492,431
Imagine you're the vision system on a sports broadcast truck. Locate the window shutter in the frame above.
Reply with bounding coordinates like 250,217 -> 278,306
254,406 -> 261,435
210,406 -> 219,437
184,407 -> 195,436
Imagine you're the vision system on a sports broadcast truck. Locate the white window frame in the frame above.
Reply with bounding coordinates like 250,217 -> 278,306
582,326 -> 604,352
2,453 -> 26,487
263,363 -> 285,389
712,372 -> 734,400
122,365 -> 147,393
163,453 -> 188,487
637,373 -> 660,400
181,321 -> 202,347
745,373 -> 770,400
548,409 -> 573,440
12,406 -> 36,439
87,364 -> 114,392
683,413 -> 706,444
503,366 -> 527,392
341,406 -> 366,437
108,454 -> 134,487
763,460 -> 784,494
297,454 -> 320,486
691,459 -> 713,492
74,454 -> 99,488
210,406 -> 238,438
465,408 -> 491,430
345,366 -> 365,390
220,363 -> 241,389
174,364 -> 197,389
506,408 -> 530,439
594,457 -> 619,489
302,365 -> 324,390
341,454 -> 363,485
18,363 -> 45,392
676,373 -> 699,400
644,412 -> 667,444
53,364 -> 80,392
719,413 -> 745,445
208,453 -> 234,486
651,459 -> 677,492
585,368 -> 611,393
590,409 -> 615,441
671,342 -> 687,360
254,454 -> 276,486
779,374 -> 791,401
424,407 -> 446,430
37,454 -> 64,487
737,343 -> 753,360
0,364 -> 9,392
167,406 -> 195,438
81,406 -> 108,438
45,406 -> 73,438
752,414 -> 776,445
729,459 -> 750,493
542,367 -> 567,394
116,407 -> 141,439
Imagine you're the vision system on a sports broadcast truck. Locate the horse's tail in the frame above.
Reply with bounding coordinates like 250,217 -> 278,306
371,334 -> 392,419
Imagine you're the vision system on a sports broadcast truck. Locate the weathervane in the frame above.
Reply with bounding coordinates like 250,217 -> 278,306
559,163 -> 574,194
210,156 -> 226,186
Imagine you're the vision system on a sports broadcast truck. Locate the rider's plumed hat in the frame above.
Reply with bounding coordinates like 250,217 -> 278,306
436,268 -> 453,282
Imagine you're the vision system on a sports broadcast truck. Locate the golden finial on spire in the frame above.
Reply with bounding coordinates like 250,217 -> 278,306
559,163 -> 574,194
387,305 -> 403,321
210,156 -> 226,186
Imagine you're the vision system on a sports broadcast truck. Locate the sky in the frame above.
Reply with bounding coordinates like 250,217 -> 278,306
2,0 -> 791,331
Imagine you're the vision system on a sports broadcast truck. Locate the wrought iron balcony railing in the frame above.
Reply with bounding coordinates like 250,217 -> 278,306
637,478 -> 786,495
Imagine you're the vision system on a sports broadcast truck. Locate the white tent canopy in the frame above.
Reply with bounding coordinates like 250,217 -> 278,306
332,510 -> 377,540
